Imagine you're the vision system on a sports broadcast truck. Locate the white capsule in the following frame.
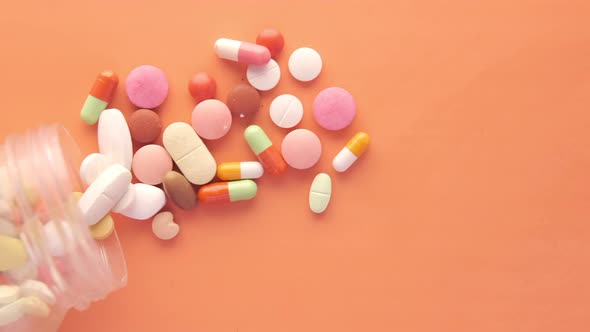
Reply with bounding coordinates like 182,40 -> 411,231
78,164 -> 131,225
332,132 -> 370,173
240,162 -> 264,179
332,148 -> 358,173
98,109 -> 133,170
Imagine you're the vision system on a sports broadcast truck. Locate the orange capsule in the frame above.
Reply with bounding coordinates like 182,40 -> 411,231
198,180 -> 258,204
80,70 -> 119,125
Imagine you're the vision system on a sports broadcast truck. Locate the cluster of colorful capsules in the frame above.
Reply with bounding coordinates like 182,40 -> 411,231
77,28 -> 370,241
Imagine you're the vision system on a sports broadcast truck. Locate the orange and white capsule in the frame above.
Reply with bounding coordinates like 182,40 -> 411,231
80,70 -> 119,125
333,132 -> 370,172
217,162 -> 264,181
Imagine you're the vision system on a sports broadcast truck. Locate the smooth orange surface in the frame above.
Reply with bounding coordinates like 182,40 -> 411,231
1,1 -> 590,331
346,132 -> 370,156
217,163 -> 244,181
198,183 -> 231,204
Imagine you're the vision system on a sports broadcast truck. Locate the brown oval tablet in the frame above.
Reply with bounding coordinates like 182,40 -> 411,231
162,171 -> 196,210
128,109 -> 162,143
226,84 -> 261,116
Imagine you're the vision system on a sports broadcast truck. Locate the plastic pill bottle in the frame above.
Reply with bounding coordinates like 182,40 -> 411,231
0,125 -> 127,332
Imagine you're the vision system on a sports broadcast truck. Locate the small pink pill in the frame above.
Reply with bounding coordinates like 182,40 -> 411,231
191,99 -> 232,140
132,145 -> 173,185
312,87 -> 356,131
281,129 -> 322,170
126,65 -> 169,109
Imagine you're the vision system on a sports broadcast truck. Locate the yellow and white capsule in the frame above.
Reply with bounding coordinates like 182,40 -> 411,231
333,132 -> 370,172
217,162 -> 264,181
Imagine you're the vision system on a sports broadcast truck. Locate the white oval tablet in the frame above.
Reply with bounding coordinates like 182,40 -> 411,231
151,211 -> 179,240
78,164 -> 131,225
111,184 -> 136,213
269,94 -> 304,128
116,183 -> 165,220
19,280 -> 56,305
309,173 -> 331,214
80,153 -> 114,185
98,109 -> 133,170
288,47 -> 322,82
162,122 -> 216,185
246,59 -> 280,91
0,285 -> 20,305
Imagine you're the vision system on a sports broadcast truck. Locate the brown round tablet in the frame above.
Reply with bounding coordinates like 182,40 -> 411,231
162,171 -> 196,210
128,109 -> 162,143
226,84 -> 261,116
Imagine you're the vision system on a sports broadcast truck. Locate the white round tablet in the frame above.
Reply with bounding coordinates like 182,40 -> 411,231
288,47 -> 322,82
269,94 -> 304,128
246,59 -> 280,91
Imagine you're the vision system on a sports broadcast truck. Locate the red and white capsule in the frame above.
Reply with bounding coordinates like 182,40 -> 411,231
215,38 -> 271,65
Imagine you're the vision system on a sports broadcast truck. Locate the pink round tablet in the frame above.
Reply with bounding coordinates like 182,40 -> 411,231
126,65 -> 169,108
312,87 -> 356,131
281,129 -> 322,170
132,144 -> 172,185
191,99 -> 232,140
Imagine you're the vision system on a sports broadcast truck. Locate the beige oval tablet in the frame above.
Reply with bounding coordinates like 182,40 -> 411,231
0,235 -> 29,272
152,211 -> 179,240
163,171 -> 196,210
162,122 -> 216,185
309,173 -> 332,214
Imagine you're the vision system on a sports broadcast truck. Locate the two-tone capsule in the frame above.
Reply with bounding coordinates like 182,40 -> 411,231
333,132 -> 370,172
215,38 -> 271,65
198,180 -> 258,204
244,125 -> 286,176
217,162 -> 264,181
80,70 -> 119,125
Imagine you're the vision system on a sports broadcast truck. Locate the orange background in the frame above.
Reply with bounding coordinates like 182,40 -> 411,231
1,0 -> 590,331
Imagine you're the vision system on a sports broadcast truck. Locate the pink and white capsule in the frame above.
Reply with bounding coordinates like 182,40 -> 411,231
215,38 -> 271,65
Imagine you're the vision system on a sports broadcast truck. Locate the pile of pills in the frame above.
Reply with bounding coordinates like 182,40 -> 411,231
1,27 -> 370,324
76,28 -> 370,241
